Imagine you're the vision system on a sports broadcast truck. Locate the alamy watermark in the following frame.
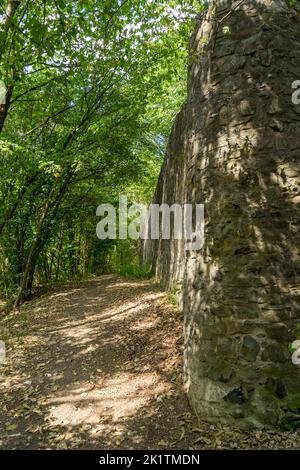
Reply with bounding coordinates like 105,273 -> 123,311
96,196 -> 205,251
291,340 -> 300,366
292,81 -> 300,105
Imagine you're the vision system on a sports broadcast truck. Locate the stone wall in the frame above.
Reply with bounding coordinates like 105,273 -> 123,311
143,0 -> 300,428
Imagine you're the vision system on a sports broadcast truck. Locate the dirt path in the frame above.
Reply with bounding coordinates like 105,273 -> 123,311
1,276 -> 300,450
0,276 -> 198,450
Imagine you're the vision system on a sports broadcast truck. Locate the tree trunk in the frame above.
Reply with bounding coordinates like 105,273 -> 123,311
14,185 -> 56,307
146,0 -> 300,428
0,1 -> 22,132
0,84 -> 13,133
14,173 -> 72,307
0,0 -> 21,61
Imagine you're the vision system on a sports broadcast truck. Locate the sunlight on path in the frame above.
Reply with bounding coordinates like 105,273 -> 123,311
0,276 -> 192,450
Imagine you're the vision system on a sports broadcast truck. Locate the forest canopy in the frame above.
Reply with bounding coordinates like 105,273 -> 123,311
0,0 -> 206,307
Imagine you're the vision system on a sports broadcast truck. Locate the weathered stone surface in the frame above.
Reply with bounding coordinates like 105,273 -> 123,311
143,0 -> 300,428
261,343 -> 289,364
241,336 -> 260,362
224,387 -> 246,405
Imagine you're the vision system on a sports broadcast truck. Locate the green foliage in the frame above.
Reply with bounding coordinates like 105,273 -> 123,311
167,280 -> 183,305
0,0 -> 204,306
118,261 -> 153,280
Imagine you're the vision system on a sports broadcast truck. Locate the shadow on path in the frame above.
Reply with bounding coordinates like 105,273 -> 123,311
0,276 -> 196,450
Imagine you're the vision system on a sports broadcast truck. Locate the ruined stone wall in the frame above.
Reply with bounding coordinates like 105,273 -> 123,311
144,0 -> 300,428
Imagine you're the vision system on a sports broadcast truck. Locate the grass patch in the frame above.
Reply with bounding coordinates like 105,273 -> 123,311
118,262 -> 153,279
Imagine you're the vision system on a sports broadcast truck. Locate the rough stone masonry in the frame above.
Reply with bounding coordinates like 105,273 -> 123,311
143,0 -> 300,428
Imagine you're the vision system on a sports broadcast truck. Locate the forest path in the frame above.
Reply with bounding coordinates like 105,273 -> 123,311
1,276 -> 300,450
0,276 -> 198,450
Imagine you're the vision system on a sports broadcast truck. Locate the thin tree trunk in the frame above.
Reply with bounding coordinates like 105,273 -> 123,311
0,84 -> 13,133
14,185 -> 57,307
0,1 -> 22,132
0,0 -> 21,61
55,228 -> 64,282
14,173 -> 72,307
